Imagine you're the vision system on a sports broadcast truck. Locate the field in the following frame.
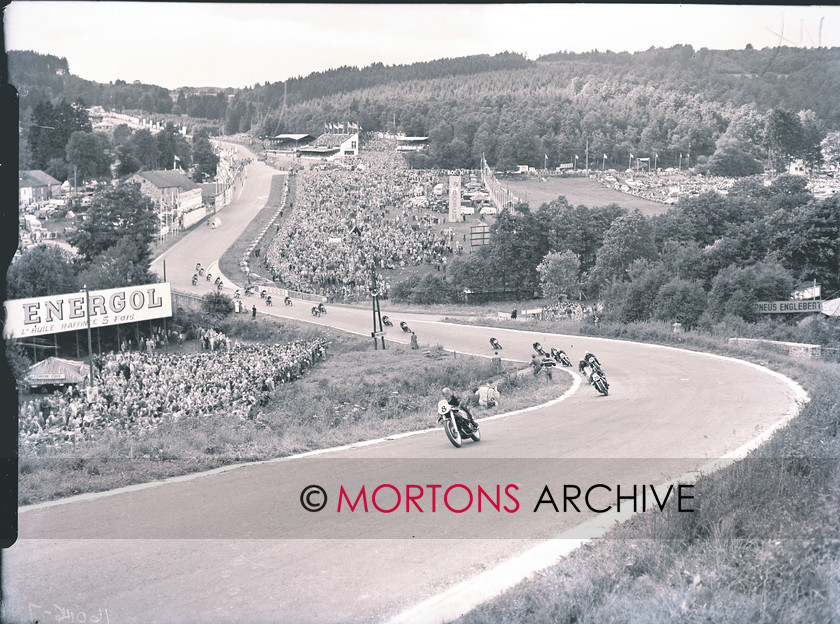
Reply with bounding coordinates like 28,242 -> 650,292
502,175 -> 671,217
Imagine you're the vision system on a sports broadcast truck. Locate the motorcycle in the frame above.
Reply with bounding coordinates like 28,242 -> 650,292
489,337 -> 503,350
261,289 -> 267,299
586,357 -> 605,377
191,275 -> 198,286
400,321 -> 411,333
551,347 -> 572,367
532,341 -> 548,356
318,302 -> 327,315
311,306 -> 321,317
284,296 -> 293,306
266,296 -> 272,306
381,315 -> 393,327
591,371 -> 609,396
244,286 -> 255,297
437,400 -> 480,448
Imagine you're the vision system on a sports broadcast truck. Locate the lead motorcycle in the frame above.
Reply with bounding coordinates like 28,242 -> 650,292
437,400 -> 481,448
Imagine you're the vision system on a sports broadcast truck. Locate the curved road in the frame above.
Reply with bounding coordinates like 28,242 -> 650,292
3,146 -> 803,624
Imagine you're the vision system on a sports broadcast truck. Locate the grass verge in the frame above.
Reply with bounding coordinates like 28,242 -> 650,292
455,320 -> 840,623
18,316 -> 571,506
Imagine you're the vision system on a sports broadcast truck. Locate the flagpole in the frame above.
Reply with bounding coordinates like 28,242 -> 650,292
585,138 -> 589,173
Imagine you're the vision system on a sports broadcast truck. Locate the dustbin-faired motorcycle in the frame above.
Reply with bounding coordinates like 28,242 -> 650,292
437,400 -> 481,448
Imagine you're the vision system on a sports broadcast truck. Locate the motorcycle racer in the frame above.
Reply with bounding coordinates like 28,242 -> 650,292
441,387 -> 478,430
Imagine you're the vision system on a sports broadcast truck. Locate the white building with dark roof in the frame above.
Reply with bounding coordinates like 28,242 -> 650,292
128,170 -> 205,235
19,170 -> 62,204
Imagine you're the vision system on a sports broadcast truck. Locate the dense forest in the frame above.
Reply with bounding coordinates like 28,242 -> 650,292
10,46 -> 840,171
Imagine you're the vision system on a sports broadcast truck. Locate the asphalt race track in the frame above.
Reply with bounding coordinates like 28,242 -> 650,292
2,146 -> 804,624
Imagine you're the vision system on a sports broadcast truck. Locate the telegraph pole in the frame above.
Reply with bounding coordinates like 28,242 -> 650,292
84,285 -> 95,386
370,266 -> 385,350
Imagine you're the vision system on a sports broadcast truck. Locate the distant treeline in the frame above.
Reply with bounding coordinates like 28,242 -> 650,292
10,46 -> 840,170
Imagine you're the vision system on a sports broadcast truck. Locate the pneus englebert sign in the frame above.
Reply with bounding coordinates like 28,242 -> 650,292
3,283 -> 172,339
752,300 -> 823,314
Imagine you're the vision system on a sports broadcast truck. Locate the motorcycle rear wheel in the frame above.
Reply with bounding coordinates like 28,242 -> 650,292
444,417 -> 462,448
467,425 -> 481,442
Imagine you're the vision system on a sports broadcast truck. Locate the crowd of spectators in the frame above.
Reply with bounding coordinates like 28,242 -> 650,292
540,301 -> 602,322
198,327 -> 230,351
263,142 -> 454,300
18,338 -> 329,451
592,169 -> 737,204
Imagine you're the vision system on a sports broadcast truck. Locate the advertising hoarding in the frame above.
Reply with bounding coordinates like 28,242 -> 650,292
4,283 -> 172,339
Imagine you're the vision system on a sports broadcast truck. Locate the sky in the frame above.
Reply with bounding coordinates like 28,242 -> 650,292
5,3 -> 840,90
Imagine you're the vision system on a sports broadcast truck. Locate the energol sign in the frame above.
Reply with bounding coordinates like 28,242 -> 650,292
3,283 -> 172,339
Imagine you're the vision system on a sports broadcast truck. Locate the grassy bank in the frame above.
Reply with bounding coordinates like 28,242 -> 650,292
456,321 -> 840,623
19,316 -> 571,506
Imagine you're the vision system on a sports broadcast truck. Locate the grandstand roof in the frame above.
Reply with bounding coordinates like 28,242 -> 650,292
298,146 -> 341,154
396,136 -> 429,142
134,170 -> 200,191
272,134 -> 313,141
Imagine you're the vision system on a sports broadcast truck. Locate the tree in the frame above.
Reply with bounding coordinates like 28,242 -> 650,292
768,195 -> 840,292
447,251 -> 496,293
67,182 -> 158,265
538,199 -> 626,274
201,292 -> 234,322
6,244 -> 79,299
765,108 -> 804,173
537,251 -> 581,300
798,110 -> 827,171
608,259 -> 669,323
156,123 -> 192,170
112,123 -> 133,146
28,99 -> 92,170
391,273 -> 459,304
767,175 -> 813,212
706,260 -> 794,322
191,131 -> 219,182
76,238 -> 157,289
65,131 -> 112,181
115,144 -> 141,177
702,137 -> 764,177
588,210 -> 656,291
653,278 -> 708,328
126,129 -> 159,169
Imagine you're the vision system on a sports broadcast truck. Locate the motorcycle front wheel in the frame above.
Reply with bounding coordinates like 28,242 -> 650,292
444,416 -> 462,448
